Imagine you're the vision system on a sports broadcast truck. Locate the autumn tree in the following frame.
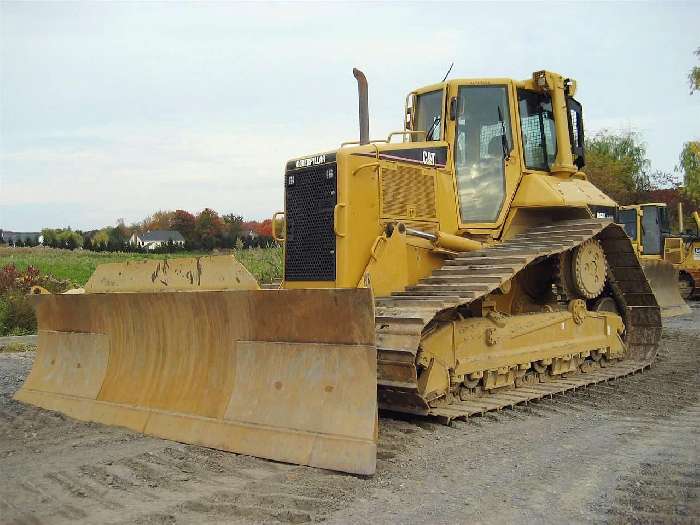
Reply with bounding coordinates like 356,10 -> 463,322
256,219 -> 273,238
195,208 -> 225,249
141,210 -> 176,232
645,187 -> 700,232
584,130 -> 651,205
679,141 -> 700,200
222,214 -> 244,248
169,210 -> 196,243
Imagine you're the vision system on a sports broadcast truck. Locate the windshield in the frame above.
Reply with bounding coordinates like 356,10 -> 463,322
618,208 -> 638,240
413,90 -> 443,141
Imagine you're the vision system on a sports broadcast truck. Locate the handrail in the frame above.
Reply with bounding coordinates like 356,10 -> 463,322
386,130 -> 427,143
340,139 -> 388,147
272,212 -> 285,242
352,161 -> 380,177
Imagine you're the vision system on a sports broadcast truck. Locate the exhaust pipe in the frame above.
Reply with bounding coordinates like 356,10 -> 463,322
353,68 -> 369,145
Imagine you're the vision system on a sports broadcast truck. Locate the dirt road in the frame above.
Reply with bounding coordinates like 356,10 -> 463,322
1,307 -> 698,524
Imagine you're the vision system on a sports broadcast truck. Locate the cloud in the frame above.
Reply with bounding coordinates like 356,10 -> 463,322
0,122 -> 351,229
2,2 -> 699,231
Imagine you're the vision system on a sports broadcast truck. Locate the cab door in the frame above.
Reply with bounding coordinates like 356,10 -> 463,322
446,80 -> 521,233
641,205 -> 663,255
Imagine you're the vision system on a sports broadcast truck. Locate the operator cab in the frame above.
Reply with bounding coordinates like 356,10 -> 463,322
406,71 -> 586,228
617,204 -> 671,255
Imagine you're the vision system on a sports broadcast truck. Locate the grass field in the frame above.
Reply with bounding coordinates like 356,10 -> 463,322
0,246 -> 283,285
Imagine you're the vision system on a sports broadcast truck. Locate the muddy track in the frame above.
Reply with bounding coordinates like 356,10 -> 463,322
1,307 -> 698,524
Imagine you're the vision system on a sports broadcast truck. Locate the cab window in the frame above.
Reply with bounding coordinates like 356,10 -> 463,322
454,85 -> 512,223
518,89 -> 557,170
413,90 -> 443,141
618,208 -> 638,240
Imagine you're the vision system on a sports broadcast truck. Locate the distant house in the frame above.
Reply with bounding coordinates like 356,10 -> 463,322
1,231 -> 43,246
129,230 -> 185,250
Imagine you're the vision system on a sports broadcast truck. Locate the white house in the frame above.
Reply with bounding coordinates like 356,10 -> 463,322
129,230 -> 185,250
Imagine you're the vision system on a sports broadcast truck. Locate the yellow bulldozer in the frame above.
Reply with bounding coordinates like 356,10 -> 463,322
616,203 -> 694,314
16,69 -> 662,476
680,210 -> 700,298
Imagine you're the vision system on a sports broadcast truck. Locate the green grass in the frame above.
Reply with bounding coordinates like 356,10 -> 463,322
0,246 -> 283,285
0,342 -> 35,353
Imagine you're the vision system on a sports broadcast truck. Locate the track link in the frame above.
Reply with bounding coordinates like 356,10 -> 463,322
375,219 -> 662,421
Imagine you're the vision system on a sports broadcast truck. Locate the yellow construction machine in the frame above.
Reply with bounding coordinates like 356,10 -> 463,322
680,210 -> 700,298
17,69 -> 662,476
617,203 -> 693,314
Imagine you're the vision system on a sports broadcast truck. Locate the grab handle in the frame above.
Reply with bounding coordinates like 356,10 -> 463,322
272,212 -> 285,242
333,203 -> 347,238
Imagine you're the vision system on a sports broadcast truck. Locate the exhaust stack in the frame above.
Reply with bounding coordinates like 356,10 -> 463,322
353,68 -> 369,145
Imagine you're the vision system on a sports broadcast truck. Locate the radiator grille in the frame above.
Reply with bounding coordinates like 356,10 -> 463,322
381,165 -> 436,219
284,161 -> 337,281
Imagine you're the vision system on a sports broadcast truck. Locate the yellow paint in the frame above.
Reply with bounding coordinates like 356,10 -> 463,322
618,203 -> 691,315
16,289 -> 378,475
419,310 -> 625,396
85,255 -> 259,293
19,70 -> 656,476
284,71 -> 616,296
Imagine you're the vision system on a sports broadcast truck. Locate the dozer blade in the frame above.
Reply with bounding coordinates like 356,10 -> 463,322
640,259 -> 690,318
15,283 -> 377,475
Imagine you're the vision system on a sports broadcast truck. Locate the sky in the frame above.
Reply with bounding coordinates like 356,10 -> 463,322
1,1 -> 699,231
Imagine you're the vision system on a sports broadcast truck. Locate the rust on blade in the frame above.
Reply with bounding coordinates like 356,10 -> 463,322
15,288 -> 377,475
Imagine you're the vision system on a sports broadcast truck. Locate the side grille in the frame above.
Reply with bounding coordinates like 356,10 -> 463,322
284,159 -> 337,281
664,237 -> 683,265
381,165 -> 436,220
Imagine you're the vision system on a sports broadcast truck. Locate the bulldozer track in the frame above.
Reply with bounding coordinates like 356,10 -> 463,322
375,218 -> 662,421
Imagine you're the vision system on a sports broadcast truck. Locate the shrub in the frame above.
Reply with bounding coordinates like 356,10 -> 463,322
0,297 -> 8,336
0,292 -> 36,336
0,263 -> 76,336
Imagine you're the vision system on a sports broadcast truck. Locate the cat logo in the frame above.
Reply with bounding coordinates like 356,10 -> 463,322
422,151 -> 436,166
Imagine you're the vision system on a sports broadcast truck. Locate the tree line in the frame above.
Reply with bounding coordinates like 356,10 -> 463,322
2,209 -> 279,252
4,49 -> 699,250
584,47 -> 700,230
5,132 -> 699,252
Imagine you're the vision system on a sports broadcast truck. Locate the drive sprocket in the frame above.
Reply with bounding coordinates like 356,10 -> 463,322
556,239 -> 608,300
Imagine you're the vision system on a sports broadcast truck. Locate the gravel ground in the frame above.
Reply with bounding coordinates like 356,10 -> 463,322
1,306 -> 698,524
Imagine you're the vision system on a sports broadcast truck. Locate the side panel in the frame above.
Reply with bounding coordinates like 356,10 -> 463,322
335,144 -> 448,292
